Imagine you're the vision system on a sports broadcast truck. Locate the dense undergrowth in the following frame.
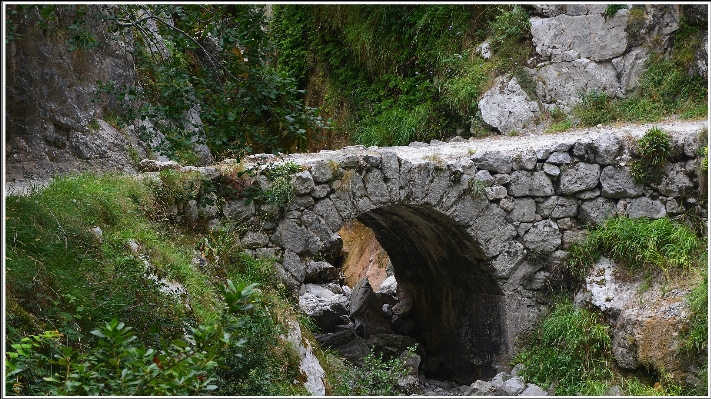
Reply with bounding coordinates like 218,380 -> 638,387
4,173 -> 420,396
272,4 -> 707,148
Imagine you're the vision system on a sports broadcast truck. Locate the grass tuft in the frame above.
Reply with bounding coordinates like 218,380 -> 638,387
565,216 -> 701,280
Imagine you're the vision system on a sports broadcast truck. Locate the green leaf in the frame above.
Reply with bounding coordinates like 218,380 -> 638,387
91,329 -> 106,338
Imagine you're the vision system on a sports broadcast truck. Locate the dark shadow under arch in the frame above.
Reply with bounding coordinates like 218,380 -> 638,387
357,204 -> 505,383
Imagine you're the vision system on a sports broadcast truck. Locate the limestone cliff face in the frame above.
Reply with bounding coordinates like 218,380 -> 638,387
5,5 -> 143,185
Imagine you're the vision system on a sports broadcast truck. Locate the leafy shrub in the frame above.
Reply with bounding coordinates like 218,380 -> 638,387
514,301 -> 612,396
699,146 -> 708,172
241,161 -> 302,212
565,216 -> 701,279
331,346 -> 413,396
354,102 -> 437,146
629,127 -> 671,184
488,5 -> 530,48
215,304 -> 306,396
6,281 -> 256,396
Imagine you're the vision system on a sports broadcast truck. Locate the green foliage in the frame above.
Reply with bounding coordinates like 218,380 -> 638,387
565,216 -> 701,280
700,146 -> 708,172
629,127 -> 671,184
488,5 -> 531,50
5,173 -> 317,396
272,4 -> 501,146
619,374 -> 684,396
241,161 -> 302,212
604,5 -> 628,19
514,301 -> 612,396
355,102 -> 437,146
271,5 -> 312,82
214,304 -> 306,396
6,281 -> 256,396
683,267 -> 708,355
574,89 -> 612,126
5,174 -> 193,348
331,346 -> 413,396
468,178 -> 487,198
440,54 -> 492,118
90,4 -> 327,161
545,117 -> 573,133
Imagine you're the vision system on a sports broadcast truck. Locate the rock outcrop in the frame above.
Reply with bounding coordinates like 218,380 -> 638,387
479,4 -> 708,130
6,6 -> 143,185
579,257 -> 705,389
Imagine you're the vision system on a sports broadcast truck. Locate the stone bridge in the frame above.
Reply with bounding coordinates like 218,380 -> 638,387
154,120 -> 705,383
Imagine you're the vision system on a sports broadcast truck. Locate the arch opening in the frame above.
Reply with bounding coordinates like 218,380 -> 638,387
348,204 -> 505,383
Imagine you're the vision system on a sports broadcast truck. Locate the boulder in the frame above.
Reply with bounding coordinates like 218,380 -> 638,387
492,241 -> 526,278
466,379 -> 495,396
240,231 -> 269,249
310,159 -> 335,183
591,133 -> 624,165
271,219 -> 322,255
651,163 -> 694,197
520,384 -> 548,396
293,170 -> 315,194
513,150 -> 538,171
304,261 -> 341,284
282,319 -> 326,396
612,47 -> 649,94
534,59 -> 622,111
364,168 -> 390,205
478,76 -> 540,135
377,275 -> 398,297
530,11 -> 629,61
508,197 -> 537,222
222,199 -> 256,222
298,283 -> 349,333
350,278 -> 392,337
542,163 -> 561,178
471,150 -> 514,174
499,376 -> 527,396
546,151 -> 571,165
282,250 -> 307,284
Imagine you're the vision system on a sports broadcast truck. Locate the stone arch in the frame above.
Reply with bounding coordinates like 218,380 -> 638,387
232,125 -> 702,384
355,203 -> 504,382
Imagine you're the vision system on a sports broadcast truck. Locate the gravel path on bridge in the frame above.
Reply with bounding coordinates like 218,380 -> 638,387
279,118 -> 708,165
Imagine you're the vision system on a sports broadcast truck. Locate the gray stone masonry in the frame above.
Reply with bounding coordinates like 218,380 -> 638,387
153,119 -> 705,371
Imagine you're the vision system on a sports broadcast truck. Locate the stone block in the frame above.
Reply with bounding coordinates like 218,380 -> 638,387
508,171 -> 555,197
559,162 -> 601,194
600,165 -> 644,198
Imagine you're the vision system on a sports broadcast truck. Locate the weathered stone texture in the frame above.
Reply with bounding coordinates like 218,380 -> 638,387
478,76 -> 541,134
559,162 -> 601,194
508,171 -> 555,197
600,165 -> 644,198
